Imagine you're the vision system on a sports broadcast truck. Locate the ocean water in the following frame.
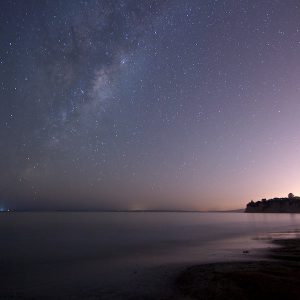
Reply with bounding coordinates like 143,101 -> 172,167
1,212 -> 300,299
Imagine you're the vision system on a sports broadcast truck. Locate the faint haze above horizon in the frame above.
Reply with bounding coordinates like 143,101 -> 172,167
1,0 -> 300,211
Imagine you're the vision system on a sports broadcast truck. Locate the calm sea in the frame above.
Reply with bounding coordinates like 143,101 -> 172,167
1,212 -> 300,299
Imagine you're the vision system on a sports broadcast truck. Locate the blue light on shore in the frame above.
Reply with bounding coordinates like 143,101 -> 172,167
0,208 -> 10,212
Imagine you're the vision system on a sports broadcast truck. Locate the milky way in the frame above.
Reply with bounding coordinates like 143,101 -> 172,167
1,1 -> 300,210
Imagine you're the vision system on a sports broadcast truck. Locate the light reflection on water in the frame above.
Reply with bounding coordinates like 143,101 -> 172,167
1,212 -> 300,298
1,212 -> 300,264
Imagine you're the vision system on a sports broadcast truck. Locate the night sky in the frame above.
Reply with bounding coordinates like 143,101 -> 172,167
1,0 -> 300,211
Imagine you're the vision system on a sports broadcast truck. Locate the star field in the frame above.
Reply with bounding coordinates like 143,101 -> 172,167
1,0 -> 300,210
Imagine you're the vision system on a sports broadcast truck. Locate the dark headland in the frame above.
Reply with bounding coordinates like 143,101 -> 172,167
245,193 -> 300,213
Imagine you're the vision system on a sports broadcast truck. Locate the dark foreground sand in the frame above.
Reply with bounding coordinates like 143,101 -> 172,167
175,238 -> 300,300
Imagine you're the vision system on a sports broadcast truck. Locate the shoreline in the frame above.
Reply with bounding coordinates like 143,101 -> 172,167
174,237 -> 300,299
3,223 -> 300,299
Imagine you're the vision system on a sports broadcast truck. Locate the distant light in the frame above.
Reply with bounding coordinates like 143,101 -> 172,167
120,58 -> 127,65
0,208 -> 10,212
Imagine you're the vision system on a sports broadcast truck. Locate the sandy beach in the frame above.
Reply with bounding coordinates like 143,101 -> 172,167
174,238 -> 300,300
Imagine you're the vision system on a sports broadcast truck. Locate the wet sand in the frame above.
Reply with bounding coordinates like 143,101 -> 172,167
175,238 -> 300,300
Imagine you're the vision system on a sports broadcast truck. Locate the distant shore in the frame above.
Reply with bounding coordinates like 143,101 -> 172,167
0,209 -> 244,213
174,237 -> 300,299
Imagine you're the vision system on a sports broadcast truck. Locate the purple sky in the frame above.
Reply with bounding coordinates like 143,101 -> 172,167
1,0 -> 300,210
